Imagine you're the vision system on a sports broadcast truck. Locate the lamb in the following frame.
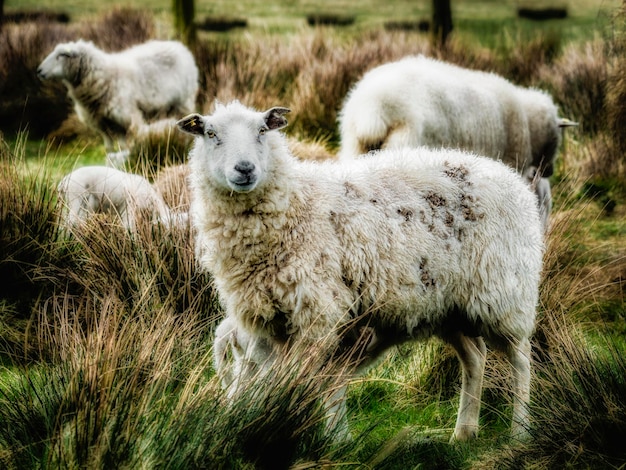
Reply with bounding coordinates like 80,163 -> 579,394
338,55 -> 577,229
57,165 -> 173,231
37,39 -> 199,166
213,316 -> 275,397
178,101 -> 544,442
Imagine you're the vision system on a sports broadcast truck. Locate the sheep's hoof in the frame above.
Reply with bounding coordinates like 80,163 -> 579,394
449,426 -> 479,443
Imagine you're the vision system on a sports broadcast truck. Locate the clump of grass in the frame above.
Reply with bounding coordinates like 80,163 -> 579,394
501,30 -> 562,84
537,40 -> 608,136
535,181 -> 625,347
602,3 -> 626,181
0,22 -> 72,138
74,7 -> 155,53
0,136 -> 61,357
126,119 -> 193,172
152,163 -> 191,212
0,294 -> 213,468
1,296 -> 369,468
52,211 -> 218,327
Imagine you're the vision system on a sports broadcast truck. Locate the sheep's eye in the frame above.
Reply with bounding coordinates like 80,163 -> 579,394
258,127 -> 266,136
206,130 -> 216,139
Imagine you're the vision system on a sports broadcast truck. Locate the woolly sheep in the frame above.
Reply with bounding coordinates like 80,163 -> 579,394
338,55 -> 577,229
38,39 -> 199,165
178,101 -> 544,442
57,165 -> 172,231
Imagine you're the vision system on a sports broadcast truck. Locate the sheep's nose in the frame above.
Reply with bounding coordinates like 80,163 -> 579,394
234,160 -> 255,175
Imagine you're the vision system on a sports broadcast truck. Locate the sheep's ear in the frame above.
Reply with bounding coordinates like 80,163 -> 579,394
177,114 -> 205,136
558,117 -> 578,128
264,107 -> 291,131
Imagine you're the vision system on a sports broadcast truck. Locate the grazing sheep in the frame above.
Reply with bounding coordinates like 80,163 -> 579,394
38,39 -> 199,165
338,55 -> 577,229
57,165 -> 172,231
178,101 -> 544,442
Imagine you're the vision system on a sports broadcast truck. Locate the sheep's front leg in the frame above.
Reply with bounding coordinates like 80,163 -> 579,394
444,332 -> 487,442
324,383 -> 352,441
507,337 -> 532,439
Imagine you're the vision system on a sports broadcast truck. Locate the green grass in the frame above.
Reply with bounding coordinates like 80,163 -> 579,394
5,0 -> 621,42
11,138 -> 106,181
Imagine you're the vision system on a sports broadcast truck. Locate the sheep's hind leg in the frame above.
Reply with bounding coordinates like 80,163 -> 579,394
507,337 -> 532,440
444,332 -> 487,442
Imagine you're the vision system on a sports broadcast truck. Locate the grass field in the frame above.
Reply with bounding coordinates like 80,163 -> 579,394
5,0 -> 622,41
1,0 -> 626,468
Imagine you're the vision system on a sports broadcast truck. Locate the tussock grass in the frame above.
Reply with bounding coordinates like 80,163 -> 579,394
0,137 -> 61,358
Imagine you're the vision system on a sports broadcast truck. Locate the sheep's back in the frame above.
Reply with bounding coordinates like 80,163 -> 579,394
340,56 -> 532,168
314,147 -> 542,337
118,41 -> 199,113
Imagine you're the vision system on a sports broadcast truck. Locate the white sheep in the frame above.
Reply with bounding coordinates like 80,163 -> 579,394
57,165 -> 172,231
178,101 -> 544,442
38,39 -> 199,166
338,55 -> 577,229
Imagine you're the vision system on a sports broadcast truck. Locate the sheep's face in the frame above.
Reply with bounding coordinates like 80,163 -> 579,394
37,41 -> 88,84
177,103 -> 290,194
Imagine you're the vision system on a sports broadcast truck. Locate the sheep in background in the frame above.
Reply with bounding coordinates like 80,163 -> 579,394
38,39 -> 199,166
338,55 -> 577,230
178,101 -> 544,442
57,165 -> 173,231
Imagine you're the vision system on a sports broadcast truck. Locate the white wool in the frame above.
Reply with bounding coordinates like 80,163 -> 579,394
57,165 -> 172,231
38,39 -> 199,163
179,101 -> 544,442
338,55 -> 573,229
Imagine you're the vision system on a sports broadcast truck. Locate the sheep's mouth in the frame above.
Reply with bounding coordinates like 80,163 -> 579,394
227,176 -> 258,193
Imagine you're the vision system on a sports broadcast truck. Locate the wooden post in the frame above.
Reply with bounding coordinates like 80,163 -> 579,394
173,0 -> 196,46
432,0 -> 453,48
